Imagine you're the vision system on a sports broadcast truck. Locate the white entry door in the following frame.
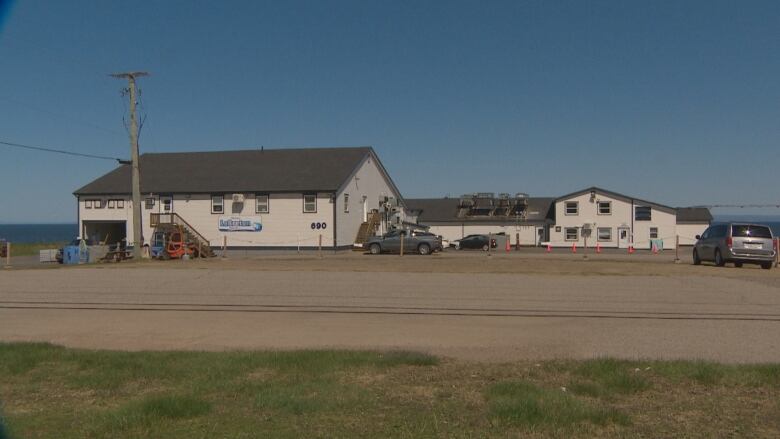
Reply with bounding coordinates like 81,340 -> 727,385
617,227 -> 630,248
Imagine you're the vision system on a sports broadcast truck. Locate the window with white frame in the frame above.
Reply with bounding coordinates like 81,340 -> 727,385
635,206 -> 652,221
161,197 -> 172,212
211,195 -> 224,214
565,227 -> 578,241
255,194 -> 269,214
117,199 -> 125,208
93,199 -> 103,209
597,201 -> 612,215
303,194 -> 317,213
145,198 -> 155,209
84,199 -> 92,209
343,193 -> 349,213
565,201 -> 578,215
650,227 -> 659,239
108,200 -> 116,209
597,227 -> 612,241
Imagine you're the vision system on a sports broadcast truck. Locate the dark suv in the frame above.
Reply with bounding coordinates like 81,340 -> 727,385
693,223 -> 776,269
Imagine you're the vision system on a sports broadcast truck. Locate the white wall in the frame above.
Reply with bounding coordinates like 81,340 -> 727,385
677,223 -> 709,246
551,191 -> 678,249
427,223 -> 541,245
80,192 -> 336,248
335,155 -> 399,247
78,196 -> 132,240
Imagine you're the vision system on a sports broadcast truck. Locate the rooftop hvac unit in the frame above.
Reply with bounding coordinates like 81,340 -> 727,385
515,193 -> 529,199
476,192 -> 495,199
499,193 -> 510,199
232,194 -> 245,203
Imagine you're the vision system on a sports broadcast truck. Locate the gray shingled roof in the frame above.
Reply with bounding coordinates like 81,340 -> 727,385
406,197 -> 555,224
676,207 -> 713,224
74,147 -> 377,195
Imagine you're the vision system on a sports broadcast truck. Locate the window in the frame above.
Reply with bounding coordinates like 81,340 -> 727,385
211,195 -> 224,214
93,199 -> 103,209
564,201 -> 578,215
145,198 -> 155,209
597,201 -> 612,215
597,227 -> 612,241
343,193 -> 349,213
565,227 -> 578,241
255,194 -> 269,214
635,206 -> 652,221
108,200 -> 116,209
117,199 -> 125,208
161,197 -> 172,212
649,227 -> 659,239
731,225 -> 772,239
85,199 -> 93,209
303,194 -> 317,213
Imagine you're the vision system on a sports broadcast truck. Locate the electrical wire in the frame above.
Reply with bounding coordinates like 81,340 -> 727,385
0,140 -> 124,162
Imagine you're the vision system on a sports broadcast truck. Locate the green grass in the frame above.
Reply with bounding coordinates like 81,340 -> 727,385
486,381 -> 629,428
3,242 -> 66,257
1,343 -> 779,438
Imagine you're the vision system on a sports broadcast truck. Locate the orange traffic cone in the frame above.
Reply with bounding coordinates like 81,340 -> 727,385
628,245 -> 635,254
546,243 -> 552,253
596,243 -> 601,254
505,238 -> 511,252
652,243 -> 659,254
571,243 -> 577,253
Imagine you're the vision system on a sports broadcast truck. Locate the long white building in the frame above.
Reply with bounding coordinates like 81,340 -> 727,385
408,187 -> 711,249
74,147 -> 403,250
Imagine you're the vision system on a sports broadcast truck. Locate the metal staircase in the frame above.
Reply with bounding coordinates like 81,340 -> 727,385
150,213 -> 216,257
354,211 -> 381,248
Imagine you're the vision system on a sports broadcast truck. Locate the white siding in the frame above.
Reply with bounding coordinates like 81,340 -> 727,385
428,224 -> 540,245
551,191 -> 678,249
78,196 -> 132,239
335,155 -> 399,246
677,223 -> 709,246
80,193 -> 336,248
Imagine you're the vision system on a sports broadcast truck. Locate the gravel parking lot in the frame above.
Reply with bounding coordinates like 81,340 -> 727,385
1,250 -> 778,362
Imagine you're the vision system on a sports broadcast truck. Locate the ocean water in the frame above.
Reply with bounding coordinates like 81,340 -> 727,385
0,224 -> 78,243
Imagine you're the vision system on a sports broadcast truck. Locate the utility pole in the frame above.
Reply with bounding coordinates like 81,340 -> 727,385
110,71 -> 148,260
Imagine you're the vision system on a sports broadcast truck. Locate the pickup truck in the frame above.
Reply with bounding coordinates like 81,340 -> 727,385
365,230 -> 443,255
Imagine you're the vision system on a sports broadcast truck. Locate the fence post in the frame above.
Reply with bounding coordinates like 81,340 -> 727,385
674,235 -> 680,263
516,232 -> 520,251
222,236 -> 227,258
318,234 -> 323,258
400,232 -> 404,256
3,242 -> 9,268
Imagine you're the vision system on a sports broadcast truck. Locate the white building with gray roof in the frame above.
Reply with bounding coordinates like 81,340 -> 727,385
74,146 -> 403,250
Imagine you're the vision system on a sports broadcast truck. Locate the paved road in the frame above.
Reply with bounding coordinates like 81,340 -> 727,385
1,267 -> 779,362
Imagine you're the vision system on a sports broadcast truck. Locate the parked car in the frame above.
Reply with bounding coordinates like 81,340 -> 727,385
693,223 -> 776,269
452,234 -> 496,251
366,230 -> 443,255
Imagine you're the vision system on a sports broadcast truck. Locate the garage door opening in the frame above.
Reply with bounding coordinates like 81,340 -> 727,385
83,221 -> 127,246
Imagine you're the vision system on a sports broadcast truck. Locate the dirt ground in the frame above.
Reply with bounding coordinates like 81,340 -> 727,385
1,250 -> 779,362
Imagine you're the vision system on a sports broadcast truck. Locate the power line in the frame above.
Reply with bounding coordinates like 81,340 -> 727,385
0,140 -> 125,162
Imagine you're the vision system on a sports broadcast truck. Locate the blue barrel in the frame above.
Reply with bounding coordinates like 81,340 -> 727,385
63,246 -> 80,265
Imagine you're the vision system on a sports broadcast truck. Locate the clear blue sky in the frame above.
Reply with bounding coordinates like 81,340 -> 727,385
1,0 -> 778,223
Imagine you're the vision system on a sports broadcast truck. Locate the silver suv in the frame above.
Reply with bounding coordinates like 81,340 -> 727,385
693,223 -> 776,269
